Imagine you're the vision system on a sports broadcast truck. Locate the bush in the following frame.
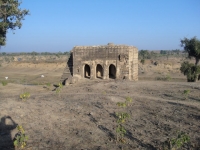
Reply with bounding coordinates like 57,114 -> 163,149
163,131 -> 190,150
183,90 -> 190,99
140,59 -> 145,65
56,82 -> 63,94
180,61 -> 200,82
115,97 -> 132,144
14,125 -> 28,149
156,75 -> 171,81
1,80 -> 8,86
20,92 -> 30,101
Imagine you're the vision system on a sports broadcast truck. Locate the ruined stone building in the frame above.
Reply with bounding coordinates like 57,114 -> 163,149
61,43 -> 138,84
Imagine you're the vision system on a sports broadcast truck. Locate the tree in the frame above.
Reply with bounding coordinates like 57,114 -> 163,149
0,0 -> 29,46
181,37 -> 200,65
139,50 -> 150,59
180,37 -> 200,82
180,61 -> 200,82
160,50 -> 167,55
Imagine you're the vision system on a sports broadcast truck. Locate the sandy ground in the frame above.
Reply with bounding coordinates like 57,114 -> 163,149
0,57 -> 200,150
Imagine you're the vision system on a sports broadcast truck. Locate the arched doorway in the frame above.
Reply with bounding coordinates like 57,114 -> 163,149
84,64 -> 90,78
96,64 -> 103,79
109,64 -> 116,79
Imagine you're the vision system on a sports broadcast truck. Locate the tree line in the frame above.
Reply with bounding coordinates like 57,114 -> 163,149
139,49 -> 186,60
0,51 -> 70,56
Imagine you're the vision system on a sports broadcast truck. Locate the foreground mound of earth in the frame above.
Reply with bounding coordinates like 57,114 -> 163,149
0,79 -> 200,150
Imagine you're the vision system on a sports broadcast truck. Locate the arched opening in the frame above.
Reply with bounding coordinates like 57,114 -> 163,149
96,64 -> 103,79
109,64 -> 116,79
84,64 -> 90,78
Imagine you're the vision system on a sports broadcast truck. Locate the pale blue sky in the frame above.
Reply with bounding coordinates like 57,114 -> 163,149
1,0 -> 200,52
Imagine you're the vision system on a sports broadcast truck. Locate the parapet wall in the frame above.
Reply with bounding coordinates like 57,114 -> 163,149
73,45 -> 137,61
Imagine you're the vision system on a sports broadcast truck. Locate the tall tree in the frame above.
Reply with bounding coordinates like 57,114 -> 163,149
180,37 -> 200,65
0,0 -> 29,46
139,50 -> 150,59
180,37 -> 200,82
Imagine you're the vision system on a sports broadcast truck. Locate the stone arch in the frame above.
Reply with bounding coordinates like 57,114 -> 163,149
84,64 -> 91,78
109,64 -> 116,79
96,64 -> 103,79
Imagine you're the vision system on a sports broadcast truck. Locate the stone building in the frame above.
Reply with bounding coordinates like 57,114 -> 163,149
61,43 -> 138,84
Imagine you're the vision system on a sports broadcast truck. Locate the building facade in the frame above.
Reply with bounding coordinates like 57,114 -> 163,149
61,43 -> 138,84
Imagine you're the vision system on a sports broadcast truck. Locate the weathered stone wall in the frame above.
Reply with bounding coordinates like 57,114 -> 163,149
71,43 -> 138,81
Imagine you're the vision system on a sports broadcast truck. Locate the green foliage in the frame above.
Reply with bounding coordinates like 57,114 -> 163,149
163,131 -> 190,150
181,37 -> 200,65
115,97 -> 132,144
116,112 -> 130,124
180,61 -> 200,82
45,82 -> 51,90
116,102 -> 127,107
183,90 -> 190,95
1,80 -> 8,86
140,59 -> 145,65
13,125 -> 28,149
117,97 -> 132,108
156,75 -> 171,81
116,124 -> 126,143
125,97 -> 132,103
31,51 -> 38,56
160,50 -> 168,55
180,37 -> 200,82
55,54 -> 60,58
183,90 -> 190,99
0,0 -> 29,46
1,52 -> 6,55
56,82 -> 63,94
139,50 -> 150,59
20,92 -> 30,101
46,82 -> 51,87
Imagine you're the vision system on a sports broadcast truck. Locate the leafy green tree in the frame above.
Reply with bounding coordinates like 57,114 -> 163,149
31,51 -> 38,56
139,50 -> 150,59
0,0 -> 29,46
160,50 -> 167,55
140,59 -> 145,65
1,52 -> 6,55
180,37 -> 200,82
181,37 -> 200,65
180,61 -> 200,82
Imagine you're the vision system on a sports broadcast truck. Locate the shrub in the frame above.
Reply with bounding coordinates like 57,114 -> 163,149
116,102 -> 127,107
2,80 -> 8,86
116,112 -> 130,124
125,97 -> 133,105
163,131 -> 190,150
156,75 -> 171,81
46,82 -> 51,87
180,61 -> 200,82
20,92 -> 30,101
183,90 -> 190,99
14,125 -> 28,149
45,82 -> 51,90
140,59 -> 145,65
115,97 -> 132,144
56,82 -> 63,94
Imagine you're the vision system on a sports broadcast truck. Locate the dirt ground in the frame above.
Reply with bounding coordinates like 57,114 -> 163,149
0,56 -> 200,150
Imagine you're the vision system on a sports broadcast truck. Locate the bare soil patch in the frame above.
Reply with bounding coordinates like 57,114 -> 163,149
0,57 -> 200,149
0,80 -> 200,150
